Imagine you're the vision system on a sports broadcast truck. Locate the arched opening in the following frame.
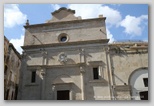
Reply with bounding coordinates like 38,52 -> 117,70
129,67 -> 148,100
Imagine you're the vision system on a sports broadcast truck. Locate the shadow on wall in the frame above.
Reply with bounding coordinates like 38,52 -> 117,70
114,74 -> 127,85
51,74 -> 81,100
65,58 -> 76,64
109,46 -> 128,57
109,50 -> 130,86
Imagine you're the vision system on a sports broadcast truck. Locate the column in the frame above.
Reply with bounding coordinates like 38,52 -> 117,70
52,85 -> 56,100
79,48 -> 85,100
41,50 -> 47,100
69,90 -> 73,100
99,65 -> 102,79
80,66 -> 85,100
41,68 -> 46,100
79,48 -> 85,63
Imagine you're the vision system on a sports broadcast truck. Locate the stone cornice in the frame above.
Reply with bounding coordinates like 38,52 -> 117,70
27,63 -> 86,69
114,85 -> 131,91
109,42 -> 148,46
22,39 -> 109,50
24,17 -> 106,28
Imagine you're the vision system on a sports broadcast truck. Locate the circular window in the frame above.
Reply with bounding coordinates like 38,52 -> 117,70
60,36 -> 67,42
58,33 -> 69,43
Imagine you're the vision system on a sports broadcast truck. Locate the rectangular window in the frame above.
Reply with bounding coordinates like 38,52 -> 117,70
143,78 -> 148,87
139,91 -> 148,100
31,71 -> 36,83
4,65 -> 8,75
93,67 -> 99,80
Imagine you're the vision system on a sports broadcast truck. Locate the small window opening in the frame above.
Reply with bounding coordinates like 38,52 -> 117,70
93,67 -> 99,80
139,91 -> 148,100
4,65 -> 8,75
31,71 -> 36,83
58,33 -> 69,43
60,36 -> 67,42
143,78 -> 148,87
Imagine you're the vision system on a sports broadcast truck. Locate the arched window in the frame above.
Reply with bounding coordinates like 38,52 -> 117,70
129,68 -> 148,100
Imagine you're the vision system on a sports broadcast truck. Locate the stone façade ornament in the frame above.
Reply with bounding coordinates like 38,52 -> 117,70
58,52 -> 68,63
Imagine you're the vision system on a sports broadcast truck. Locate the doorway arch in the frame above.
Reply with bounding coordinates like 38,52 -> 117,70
129,67 -> 148,100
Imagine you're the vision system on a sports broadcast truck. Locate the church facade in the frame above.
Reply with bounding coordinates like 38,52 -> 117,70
17,8 -> 148,100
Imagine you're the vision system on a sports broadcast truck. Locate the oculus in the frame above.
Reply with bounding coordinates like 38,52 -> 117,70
58,33 -> 69,43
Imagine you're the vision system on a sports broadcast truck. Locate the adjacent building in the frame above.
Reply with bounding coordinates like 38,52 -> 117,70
18,7 -> 148,100
4,36 -> 21,100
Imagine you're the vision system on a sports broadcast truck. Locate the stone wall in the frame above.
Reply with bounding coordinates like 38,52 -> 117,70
108,43 -> 148,100
24,18 -> 106,46
18,8 -> 148,100
110,49 -> 148,85
19,43 -> 112,100
4,42 -> 21,100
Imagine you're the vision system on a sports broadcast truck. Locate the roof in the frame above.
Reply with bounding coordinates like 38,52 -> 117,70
9,43 -> 21,59
51,7 -> 75,15
24,17 -> 106,28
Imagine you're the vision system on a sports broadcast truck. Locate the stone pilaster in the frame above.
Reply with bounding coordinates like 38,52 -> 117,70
80,66 -> 85,100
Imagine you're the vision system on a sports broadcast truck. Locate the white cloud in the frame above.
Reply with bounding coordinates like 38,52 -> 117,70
68,4 -> 122,26
4,4 -> 27,28
106,28 -> 115,43
143,39 -> 148,42
22,27 -> 25,32
120,15 -> 148,36
51,4 -> 61,10
10,35 -> 24,54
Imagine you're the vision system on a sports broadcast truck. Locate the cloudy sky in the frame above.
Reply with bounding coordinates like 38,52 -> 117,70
4,4 -> 148,54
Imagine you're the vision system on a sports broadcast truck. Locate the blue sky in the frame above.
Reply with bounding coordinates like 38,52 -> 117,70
4,4 -> 148,54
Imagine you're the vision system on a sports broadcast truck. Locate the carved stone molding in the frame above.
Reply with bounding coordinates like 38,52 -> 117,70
80,66 -> 85,73
114,85 -> 131,91
58,52 -> 68,63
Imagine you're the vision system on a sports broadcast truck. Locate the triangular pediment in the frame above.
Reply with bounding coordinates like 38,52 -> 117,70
46,7 -> 81,23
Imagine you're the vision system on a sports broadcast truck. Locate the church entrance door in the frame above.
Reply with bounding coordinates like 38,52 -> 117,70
57,90 -> 70,100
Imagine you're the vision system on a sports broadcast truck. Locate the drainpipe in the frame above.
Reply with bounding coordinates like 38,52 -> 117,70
105,46 -> 115,100
108,47 -> 117,100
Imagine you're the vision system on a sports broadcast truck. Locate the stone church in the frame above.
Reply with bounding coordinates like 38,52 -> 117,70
17,7 -> 148,100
